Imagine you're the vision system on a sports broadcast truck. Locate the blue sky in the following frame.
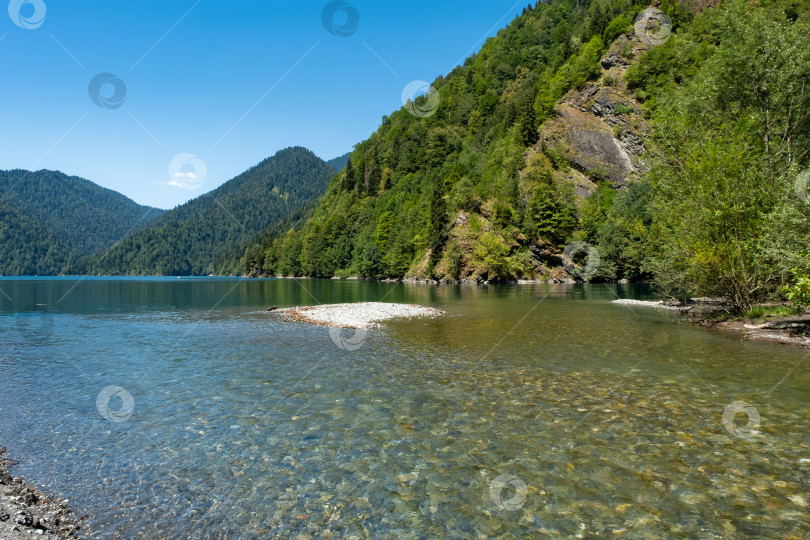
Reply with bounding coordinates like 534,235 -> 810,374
1,1 -> 526,209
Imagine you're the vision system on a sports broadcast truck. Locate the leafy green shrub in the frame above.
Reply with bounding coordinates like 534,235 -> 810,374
613,103 -> 634,115
474,232 -> 512,280
782,271 -> 810,311
619,40 -> 635,59
445,241 -> 464,280
603,15 -> 632,45
745,304 -> 801,319
541,142 -> 569,169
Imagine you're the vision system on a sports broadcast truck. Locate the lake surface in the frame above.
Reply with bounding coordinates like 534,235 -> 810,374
0,278 -> 808,538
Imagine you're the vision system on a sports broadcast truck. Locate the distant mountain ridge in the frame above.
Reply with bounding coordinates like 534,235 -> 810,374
326,153 -> 351,172
86,147 -> 339,275
0,170 -> 164,275
0,169 -> 164,254
0,147 -> 344,276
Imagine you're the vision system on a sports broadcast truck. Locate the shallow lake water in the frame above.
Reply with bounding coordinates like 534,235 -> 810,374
0,278 -> 808,538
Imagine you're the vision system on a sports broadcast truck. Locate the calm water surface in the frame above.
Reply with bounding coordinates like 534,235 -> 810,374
0,278 -> 808,538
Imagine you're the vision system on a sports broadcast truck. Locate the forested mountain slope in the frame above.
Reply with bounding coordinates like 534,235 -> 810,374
0,200 -> 80,276
233,0 -> 671,280
86,147 -> 339,276
0,170 -> 164,275
233,0 -> 810,311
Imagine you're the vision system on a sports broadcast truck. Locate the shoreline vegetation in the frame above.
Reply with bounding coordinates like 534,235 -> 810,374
251,274 -> 611,285
0,447 -> 80,538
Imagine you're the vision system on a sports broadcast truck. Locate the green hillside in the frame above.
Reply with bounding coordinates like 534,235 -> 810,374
0,170 -> 164,275
233,0 -> 810,312
0,200 -> 80,275
86,147 -> 339,276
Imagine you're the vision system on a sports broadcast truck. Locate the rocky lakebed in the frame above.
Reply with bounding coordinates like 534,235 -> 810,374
0,447 -> 80,539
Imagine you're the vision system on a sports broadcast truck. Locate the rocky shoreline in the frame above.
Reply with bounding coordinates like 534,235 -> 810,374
255,275 -> 588,285
612,298 -> 810,348
0,447 -> 81,539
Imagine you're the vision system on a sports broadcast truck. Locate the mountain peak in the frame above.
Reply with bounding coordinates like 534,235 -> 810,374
87,147 -> 337,276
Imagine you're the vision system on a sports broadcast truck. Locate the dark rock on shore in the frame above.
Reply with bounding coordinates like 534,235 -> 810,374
0,447 -> 81,538
665,299 -> 810,348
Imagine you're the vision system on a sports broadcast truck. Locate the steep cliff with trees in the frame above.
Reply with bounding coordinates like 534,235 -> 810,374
233,0 -> 810,312
238,0 -> 651,281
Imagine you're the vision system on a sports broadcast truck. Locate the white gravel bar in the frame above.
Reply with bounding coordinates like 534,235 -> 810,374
611,299 -> 680,309
277,302 -> 444,328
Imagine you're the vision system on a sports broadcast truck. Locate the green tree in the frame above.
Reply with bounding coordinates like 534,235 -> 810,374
517,91 -> 538,147
366,159 -> 381,195
529,181 -> 576,247
342,156 -> 356,191
603,14 -> 631,45
589,3 -> 610,37
647,6 -> 810,310
427,182 -> 448,274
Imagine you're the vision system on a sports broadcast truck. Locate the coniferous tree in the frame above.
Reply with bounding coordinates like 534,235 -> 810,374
589,4 -> 610,37
517,92 -> 538,147
342,157 -> 356,191
427,182 -> 448,274
366,159 -> 381,195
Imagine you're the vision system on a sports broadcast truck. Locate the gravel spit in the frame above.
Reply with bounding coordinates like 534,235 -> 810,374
277,302 -> 444,328
612,299 -> 680,309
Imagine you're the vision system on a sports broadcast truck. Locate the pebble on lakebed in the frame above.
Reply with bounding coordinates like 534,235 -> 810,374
0,447 -> 80,538
276,302 -> 444,329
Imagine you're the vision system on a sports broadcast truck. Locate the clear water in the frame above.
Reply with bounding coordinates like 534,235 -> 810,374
0,278 -> 808,538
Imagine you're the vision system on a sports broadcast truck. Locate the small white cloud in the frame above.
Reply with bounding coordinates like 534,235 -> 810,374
173,171 -> 198,180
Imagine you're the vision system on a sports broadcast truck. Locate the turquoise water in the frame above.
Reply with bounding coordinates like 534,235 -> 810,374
0,278 -> 808,538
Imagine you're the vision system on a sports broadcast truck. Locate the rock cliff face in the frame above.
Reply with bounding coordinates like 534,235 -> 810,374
239,5 -> 702,284
429,14 -> 675,284
537,23 -> 658,194
465,11 -> 671,283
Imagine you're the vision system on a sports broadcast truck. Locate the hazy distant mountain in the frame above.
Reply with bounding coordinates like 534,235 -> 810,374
0,170 -> 164,275
326,152 -> 350,172
87,147 -> 338,275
